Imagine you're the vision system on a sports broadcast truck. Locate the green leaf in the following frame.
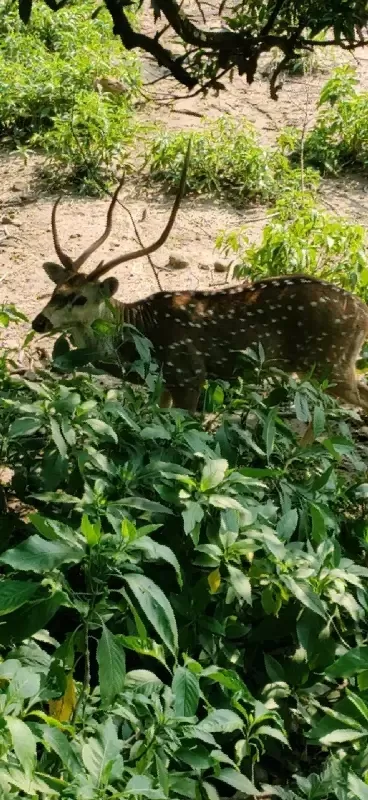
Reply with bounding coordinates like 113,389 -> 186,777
82,718 -> 121,786
197,709 -> 243,734
0,535 -> 84,572
263,409 -> 276,461
81,515 -> 101,547
172,666 -> 200,717
261,585 -> 282,615
325,646 -> 368,678
141,424 -> 171,440
113,497 -> 174,515
49,417 -> 68,458
256,724 -> 289,747
215,768 -> 257,796
29,513 -> 81,545
176,745 -> 213,770
347,772 -> 368,800
313,404 -> 325,436
200,459 -> 228,491
0,592 -> 64,646
155,753 -> 169,796
319,729 -> 366,745
358,670 -> 368,691
97,625 -> 126,707
0,581 -> 38,616
6,717 -> 36,777
310,503 -> 326,543
61,416 -> 76,447
8,417 -> 42,438
264,654 -> 285,683
294,392 -> 310,423
276,509 -> 298,539
282,576 -> 326,618
124,574 -> 178,655
182,501 -> 204,535
41,726 -> 81,775
208,495 -> 247,513
227,565 -> 252,605
84,418 -> 118,443
346,690 -> 368,724
130,537 -> 182,586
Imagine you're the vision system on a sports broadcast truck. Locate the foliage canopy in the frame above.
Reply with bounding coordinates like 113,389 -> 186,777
14,0 -> 368,97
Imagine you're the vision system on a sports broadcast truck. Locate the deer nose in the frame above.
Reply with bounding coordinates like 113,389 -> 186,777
32,314 -> 51,333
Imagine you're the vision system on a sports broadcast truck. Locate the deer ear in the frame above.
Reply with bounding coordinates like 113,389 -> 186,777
101,277 -> 119,297
43,262 -> 68,285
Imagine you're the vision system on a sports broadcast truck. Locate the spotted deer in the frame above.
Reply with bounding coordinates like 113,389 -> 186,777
32,144 -> 368,414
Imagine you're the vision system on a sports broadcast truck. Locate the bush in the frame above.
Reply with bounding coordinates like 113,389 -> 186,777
217,189 -> 368,299
1,304 -> 368,799
293,65 -> 368,174
146,117 -> 320,206
0,0 -> 141,192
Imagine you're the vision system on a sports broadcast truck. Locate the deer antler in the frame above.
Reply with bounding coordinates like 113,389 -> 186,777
86,138 -> 191,282
51,178 -> 125,273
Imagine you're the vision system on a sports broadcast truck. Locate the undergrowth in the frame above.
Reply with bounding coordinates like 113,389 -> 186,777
216,189 -> 368,300
1,301 -> 368,799
290,65 -> 368,174
0,0 -> 141,193
146,117 -> 320,207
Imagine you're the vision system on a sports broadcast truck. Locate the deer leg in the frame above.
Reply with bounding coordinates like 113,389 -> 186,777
327,369 -> 363,409
159,389 -> 174,409
356,380 -> 368,412
159,386 -> 200,412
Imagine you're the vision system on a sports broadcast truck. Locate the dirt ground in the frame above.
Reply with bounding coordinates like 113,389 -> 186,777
1,3 -> 368,360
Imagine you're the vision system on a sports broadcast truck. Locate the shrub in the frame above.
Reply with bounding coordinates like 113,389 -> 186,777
146,117 -> 320,206
0,0 -> 141,192
217,189 -> 368,298
293,65 -> 368,173
1,305 -> 368,798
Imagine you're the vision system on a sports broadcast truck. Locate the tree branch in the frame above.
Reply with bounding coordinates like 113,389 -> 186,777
104,0 -> 197,88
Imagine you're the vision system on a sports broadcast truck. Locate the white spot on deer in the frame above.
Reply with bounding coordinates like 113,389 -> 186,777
334,319 -> 342,324
166,361 -> 174,367
319,297 -> 327,304
257,309 -> 264,314
285,280 -> 294,285
298,306 -> 304,311
287,305 -> 292,311
271,318 -> 277,323
297,322 -> 303,327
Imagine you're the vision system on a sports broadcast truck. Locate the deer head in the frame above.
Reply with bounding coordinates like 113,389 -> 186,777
32,141 -> 191,340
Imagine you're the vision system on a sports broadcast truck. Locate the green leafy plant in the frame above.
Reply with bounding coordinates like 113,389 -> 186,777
1,300 -> 368,798
0,0 -> 141,192
146,118 -> 320,207
216,189 -> 368,299
292,66 -> 368,174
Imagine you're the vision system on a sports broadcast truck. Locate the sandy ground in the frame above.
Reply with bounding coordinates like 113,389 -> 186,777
1,3 -> 368,361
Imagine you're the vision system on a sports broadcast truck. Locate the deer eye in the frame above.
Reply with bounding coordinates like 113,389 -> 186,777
72,296 -> 87,307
